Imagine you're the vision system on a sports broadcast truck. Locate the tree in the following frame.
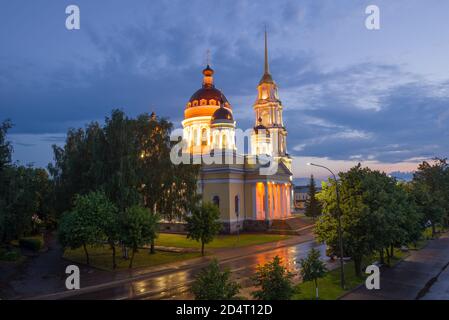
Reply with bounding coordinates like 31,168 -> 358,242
300,248 -> 327,299
49,110 -> 199,223
381,181 -> 422,263
0,120 -> 12,244
186,202 -> 222,256
120,206 -> 159,268
0,120 -> 56,243
315,166 -> 370,277
83,192 -> 120,269
304,175 -> 322,219
191,259 -> 240,300
315,164 -> 428,276
58,192 -> 113,265
1,165 -> 53,243
0,119 -> 12,173
134,113 -> 199,253
252,256 -> 295,300
315,164 -> 422,277
58,211 -> 89,264
412,158 -> 448,237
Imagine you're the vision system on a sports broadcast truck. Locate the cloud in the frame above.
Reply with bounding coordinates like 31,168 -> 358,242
1,0 -> 449,170
281,63 -> 449,163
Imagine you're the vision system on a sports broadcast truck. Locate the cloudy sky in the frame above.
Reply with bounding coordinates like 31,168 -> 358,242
1,0 -> 448,180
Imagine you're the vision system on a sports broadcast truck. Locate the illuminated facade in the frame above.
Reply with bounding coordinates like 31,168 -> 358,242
182,32 -> 293,233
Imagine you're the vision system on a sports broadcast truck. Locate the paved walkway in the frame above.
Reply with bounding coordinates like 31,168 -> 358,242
0,233 -> 68,299
342,232 -> 449,300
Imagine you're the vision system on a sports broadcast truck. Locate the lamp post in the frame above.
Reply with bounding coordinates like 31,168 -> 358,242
307,162 -> 345,289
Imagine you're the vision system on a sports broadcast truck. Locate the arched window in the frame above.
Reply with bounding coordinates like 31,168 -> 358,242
222,134 -> 227,149
193,128 -> 198,146
260,111 -> 269,126
212,196 -> 220,208
201,128 -> 207,146
234,195 -> 239,215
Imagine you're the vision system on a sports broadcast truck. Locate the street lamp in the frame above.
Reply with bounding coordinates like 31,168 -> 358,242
307,162 -> 345,289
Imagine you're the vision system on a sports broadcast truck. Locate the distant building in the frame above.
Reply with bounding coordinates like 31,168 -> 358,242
293,185 -> 321,211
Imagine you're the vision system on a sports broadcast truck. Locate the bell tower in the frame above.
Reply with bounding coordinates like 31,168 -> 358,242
252,30 -> 290,169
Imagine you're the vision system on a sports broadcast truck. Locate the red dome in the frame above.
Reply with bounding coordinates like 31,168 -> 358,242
186,65 -> 231,109
189,87 -> 230,106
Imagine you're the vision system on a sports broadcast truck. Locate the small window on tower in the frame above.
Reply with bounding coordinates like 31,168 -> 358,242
200,99 -> 207,106
210,99 -> 216,106
213,196 -> 220,208
235,195 -> 239,215
262,89 -> 268,100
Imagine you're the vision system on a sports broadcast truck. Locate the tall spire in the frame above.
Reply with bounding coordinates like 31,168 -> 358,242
264,26 -> 270,75
259,27 -> 274,85
206,48 -> 211,67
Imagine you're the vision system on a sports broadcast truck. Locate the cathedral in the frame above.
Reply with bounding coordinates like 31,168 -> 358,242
181,32 -> 293,233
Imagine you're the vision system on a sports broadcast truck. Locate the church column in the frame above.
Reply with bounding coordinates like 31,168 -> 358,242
284,185 -> 288,218
252,184 -> 257,220
280,184 -> 286,219
287,184 -> 292,217
278,184 -> 284,219
277,184 -> 283,219
273,184 -> 280,219
264,182 -> 269,221
285,185 -> 289,217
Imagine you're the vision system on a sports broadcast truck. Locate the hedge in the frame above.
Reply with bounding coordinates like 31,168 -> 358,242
19,237 -> 43,252
0,248 -> 22,261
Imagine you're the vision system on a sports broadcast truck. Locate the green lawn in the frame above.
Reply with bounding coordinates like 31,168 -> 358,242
155,233 -> 290,249
10,234 -> 44,247
293,249 -> 409,300
294,214 -> 316,223
64,245 -> 202,271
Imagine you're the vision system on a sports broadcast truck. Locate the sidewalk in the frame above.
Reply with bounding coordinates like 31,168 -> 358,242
33,231 -> 315,299
342,232 -> 449,300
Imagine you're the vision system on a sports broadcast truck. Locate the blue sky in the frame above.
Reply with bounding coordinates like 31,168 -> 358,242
1,0 -> 449,179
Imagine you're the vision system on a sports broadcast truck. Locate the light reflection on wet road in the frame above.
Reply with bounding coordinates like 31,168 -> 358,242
68,239 -> 329,300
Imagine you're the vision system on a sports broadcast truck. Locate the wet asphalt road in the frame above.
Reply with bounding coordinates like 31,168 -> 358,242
66,239 -> 329,300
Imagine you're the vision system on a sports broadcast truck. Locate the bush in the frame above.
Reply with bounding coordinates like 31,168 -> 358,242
0,248 -> 22,261
252,256 -> 295,300
19,237 -> 43,251
191,259 -> 240,300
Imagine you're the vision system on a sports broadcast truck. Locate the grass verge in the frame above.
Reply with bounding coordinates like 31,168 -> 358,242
155,233 -> 290,249
64,245 -> 203,271
293,248 -> 409,300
